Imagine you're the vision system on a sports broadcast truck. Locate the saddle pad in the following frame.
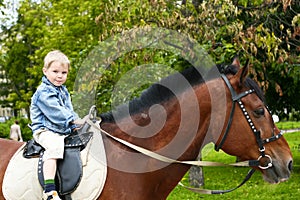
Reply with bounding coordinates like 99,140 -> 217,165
2,121 -> 107,200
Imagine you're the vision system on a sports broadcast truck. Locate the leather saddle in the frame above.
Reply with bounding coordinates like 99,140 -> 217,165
23,123 -> 93,197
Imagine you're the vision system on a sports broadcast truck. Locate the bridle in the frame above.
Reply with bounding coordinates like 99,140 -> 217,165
215,74 -> 283,170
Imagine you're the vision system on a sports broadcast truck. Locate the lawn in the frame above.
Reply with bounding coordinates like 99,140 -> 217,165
167,131 -> 300,200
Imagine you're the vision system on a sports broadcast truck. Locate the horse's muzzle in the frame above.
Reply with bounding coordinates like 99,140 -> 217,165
262,158 -> 293,184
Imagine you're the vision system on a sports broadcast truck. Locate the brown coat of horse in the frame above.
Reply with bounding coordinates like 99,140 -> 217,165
0,60 -> 292,200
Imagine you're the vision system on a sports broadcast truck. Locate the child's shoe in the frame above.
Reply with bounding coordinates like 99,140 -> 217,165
43,190 -> 61,200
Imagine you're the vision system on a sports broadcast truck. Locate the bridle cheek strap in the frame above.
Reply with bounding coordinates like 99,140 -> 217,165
215,101 -> 235,151
215,74 -> 255,151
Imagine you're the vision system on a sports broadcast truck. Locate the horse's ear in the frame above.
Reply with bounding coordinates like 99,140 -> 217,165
231,57 -> 241,70
233,60 -> 249,87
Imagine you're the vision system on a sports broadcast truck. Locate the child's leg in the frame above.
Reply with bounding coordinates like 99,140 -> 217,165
44,159 -> 57,179
43,158 -> 57,192
33,130 -> 65,195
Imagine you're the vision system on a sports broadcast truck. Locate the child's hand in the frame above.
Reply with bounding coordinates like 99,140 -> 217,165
73,115 -> 89,125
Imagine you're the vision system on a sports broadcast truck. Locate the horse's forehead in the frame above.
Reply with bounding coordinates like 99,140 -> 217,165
242,93 -> 264,109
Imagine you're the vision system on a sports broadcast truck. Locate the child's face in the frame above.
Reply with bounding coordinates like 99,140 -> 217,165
43,61 -> 69,86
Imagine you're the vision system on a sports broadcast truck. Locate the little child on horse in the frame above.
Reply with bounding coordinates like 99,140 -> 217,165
30,50 -> 85,200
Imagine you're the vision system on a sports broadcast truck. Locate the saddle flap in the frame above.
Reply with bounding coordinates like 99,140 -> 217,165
38,148 -> 83,195
57,148 -> 83,195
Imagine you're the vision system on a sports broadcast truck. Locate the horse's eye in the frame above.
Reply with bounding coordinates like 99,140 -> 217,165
253,108 -> 265,117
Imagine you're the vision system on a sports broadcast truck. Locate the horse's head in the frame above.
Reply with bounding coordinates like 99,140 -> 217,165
215,58 -> 293,184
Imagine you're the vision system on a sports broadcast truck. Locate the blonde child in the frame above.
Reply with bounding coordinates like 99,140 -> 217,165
30,50 -> 83,200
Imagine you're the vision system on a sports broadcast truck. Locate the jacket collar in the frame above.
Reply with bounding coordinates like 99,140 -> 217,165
42,76 -> 64,89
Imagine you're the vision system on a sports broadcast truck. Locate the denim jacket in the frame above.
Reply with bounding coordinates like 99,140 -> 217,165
30,76 -> 79,135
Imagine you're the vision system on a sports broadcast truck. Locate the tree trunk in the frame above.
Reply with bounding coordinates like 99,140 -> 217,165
189,152 -> 204,187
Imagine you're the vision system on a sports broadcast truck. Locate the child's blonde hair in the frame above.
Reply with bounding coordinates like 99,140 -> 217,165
44,50 -> 70,69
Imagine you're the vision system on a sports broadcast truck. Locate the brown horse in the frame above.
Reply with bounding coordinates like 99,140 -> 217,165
0,59 -> 292,200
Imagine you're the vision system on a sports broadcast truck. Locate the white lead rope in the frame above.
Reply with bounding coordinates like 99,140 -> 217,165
86,118 -> 251,167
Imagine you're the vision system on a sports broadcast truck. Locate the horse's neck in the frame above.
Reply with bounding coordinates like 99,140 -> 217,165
101,99 -> 183,151
99,80 -> 228,198
101,81 -> 218,160
200,78 -> 230,147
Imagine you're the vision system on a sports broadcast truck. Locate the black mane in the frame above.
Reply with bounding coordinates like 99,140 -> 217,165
100,66 -> 205,122
100,64 -> 266,123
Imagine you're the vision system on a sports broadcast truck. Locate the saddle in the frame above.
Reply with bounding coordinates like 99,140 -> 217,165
23,123 -> 93,197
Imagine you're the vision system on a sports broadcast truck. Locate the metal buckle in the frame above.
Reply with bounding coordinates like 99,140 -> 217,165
257,154 -> 273,169
259,146 -> 265,152
88,105 -> 97,122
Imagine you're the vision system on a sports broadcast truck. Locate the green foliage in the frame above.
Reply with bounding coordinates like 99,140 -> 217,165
0,122 -> 9,138
94,48 -> 190,114
0,0 -> 101,118
91,0 -> 300,117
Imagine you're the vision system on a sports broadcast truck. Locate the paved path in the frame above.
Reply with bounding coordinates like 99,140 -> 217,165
283,128 -> 300,134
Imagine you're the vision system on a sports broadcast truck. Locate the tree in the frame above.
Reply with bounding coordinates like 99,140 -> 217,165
185,0 -> 300,119
1,37 -> 33,117
0,0 -> 101,117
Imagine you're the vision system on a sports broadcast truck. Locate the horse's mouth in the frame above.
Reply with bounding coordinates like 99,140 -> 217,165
262,173 -> 289,184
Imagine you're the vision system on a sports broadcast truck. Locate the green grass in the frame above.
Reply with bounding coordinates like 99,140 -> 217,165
167,132 -> 300,200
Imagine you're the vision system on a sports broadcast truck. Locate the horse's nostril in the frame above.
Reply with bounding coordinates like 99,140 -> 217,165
288,160 -> 293,171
